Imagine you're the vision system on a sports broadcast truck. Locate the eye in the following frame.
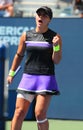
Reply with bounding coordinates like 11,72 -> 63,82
44,15 -> 49,18
37,12 -> 48,18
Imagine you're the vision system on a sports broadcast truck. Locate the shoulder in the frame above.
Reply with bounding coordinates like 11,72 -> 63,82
48,28 -> 57,36
20,32 -> 26,42
26,29 -> 35,36
20,29 -> 35,41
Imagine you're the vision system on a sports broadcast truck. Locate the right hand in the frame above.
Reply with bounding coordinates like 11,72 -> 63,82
7,76 -> 13,85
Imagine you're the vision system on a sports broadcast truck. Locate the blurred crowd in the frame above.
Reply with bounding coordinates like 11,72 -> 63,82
0,0 -> 83,18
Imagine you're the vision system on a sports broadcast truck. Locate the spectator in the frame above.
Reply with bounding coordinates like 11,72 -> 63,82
73,0 -> 83,17
0,0 -> 14,17
80,11 -> 83,17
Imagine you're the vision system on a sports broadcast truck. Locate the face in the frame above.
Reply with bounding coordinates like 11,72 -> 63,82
35,11 -> 51,28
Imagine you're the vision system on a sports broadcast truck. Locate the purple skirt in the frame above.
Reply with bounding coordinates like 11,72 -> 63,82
17,73 -> 60,95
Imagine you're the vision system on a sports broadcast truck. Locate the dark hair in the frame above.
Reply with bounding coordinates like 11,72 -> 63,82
36,6 -> 53,19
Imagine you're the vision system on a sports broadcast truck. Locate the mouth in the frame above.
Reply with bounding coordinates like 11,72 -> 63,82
38,20 -> 43,23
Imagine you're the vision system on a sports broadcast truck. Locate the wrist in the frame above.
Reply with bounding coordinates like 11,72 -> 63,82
53,44 -> 60,52
9,70 -> 15,77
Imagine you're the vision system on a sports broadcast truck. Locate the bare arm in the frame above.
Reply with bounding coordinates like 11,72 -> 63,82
52,34 -> 62,64
7,32 -> 26,84
0,3 -> 13,10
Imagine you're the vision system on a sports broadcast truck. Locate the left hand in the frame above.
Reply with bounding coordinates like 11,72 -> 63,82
52,34 -> 61,46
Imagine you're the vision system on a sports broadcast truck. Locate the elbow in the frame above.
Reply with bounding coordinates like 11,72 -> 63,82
52,55 -> 62,64
54,59 -> 61,64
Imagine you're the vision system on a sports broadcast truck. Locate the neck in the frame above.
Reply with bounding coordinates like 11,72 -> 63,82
35,26 -> 48,33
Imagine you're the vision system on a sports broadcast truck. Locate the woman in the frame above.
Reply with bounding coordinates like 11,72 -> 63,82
7,6 -> 62,130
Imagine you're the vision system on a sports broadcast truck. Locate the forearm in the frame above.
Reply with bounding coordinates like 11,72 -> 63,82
52,51 -> 62,64
1,3 -> 13,10
10,54 -> 23,71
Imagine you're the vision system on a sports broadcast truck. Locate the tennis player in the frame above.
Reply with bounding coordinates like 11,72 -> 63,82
7,6 -> 62,130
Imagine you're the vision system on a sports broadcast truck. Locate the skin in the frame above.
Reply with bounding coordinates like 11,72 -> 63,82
7,12 -> 62,130
0,3 -> 14,16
